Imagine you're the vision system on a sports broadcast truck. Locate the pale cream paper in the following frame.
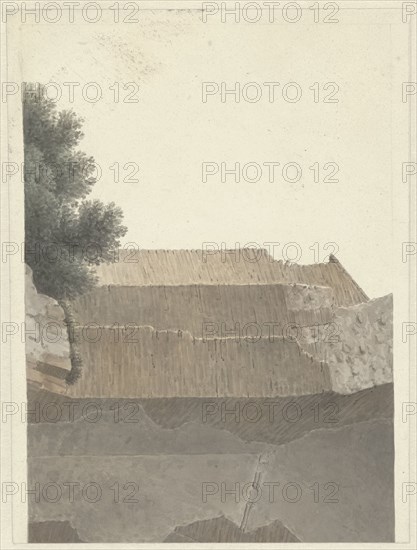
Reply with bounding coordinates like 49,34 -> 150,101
1,1 -> 416,548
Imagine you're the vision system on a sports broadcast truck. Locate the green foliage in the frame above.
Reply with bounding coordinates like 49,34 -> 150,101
24,84 -> 127,299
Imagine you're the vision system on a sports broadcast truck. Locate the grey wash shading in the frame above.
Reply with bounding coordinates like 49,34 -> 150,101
26,250 -> 393,542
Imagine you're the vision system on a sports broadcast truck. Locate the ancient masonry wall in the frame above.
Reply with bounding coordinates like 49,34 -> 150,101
25,265 -> 70,394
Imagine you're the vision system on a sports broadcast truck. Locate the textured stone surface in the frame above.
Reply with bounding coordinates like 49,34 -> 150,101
68,261 -> 391,398
25,254 -> 393,543
323,294 -> 393,393
66,293 -> 393,398
25,266 -> 70,393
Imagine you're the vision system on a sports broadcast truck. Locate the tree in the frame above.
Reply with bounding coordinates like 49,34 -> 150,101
23,84 -> 127,299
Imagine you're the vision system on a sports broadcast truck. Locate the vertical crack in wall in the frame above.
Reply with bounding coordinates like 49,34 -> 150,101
240,453 -> 270,532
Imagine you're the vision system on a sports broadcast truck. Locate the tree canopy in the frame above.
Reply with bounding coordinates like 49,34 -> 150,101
24,84 -> 127,299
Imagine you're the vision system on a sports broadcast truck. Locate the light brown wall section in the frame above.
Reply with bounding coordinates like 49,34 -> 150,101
67,328 -> 332,399
95,250 -> 368,307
